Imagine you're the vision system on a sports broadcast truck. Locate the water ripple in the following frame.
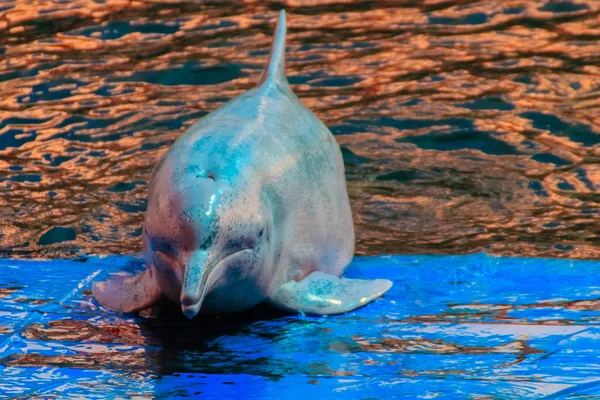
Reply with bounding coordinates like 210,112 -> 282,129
0,0 -> 599,258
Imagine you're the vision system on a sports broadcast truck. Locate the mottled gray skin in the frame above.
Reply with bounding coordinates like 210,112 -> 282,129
142,12 -> 353,316
93,10 -> 391,318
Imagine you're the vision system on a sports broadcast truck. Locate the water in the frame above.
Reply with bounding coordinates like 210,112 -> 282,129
0,0 -> 599,259
3,253 -> 600,398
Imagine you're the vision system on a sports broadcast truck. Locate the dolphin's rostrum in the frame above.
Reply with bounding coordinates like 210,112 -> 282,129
92,10 -> 393,318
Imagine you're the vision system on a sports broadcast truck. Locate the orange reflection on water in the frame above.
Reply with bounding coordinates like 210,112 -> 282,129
0,0 -> 599,258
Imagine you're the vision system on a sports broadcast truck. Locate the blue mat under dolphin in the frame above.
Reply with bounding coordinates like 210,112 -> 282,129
1,253 -> 600,398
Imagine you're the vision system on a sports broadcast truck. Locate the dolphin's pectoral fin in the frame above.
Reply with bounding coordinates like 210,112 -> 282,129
92,268 -> 161,313
268,271 -> 393,315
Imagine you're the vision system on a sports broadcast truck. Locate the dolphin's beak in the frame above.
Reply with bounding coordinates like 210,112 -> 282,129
180,250 -> 210,319
181,301 -> 203,319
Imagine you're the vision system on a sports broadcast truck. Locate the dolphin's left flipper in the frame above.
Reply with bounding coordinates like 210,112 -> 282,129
268,271 -> 393,315
92,268 -> 161,313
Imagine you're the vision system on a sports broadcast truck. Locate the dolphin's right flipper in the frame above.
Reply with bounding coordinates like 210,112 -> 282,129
268,271 -> 393,315
92,268 -> 161,313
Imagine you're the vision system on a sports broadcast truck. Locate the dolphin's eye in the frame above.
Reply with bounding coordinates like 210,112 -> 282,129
151,239 -> 176,258
156,249 -> 177,263
224,224 -> 265,254
155,250 -> 176,265
259,225 -> 270,242
150,240 -> 178,271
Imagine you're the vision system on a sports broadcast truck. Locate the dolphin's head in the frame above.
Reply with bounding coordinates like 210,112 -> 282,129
143,158 -> 273,319
142,9 -> 290,318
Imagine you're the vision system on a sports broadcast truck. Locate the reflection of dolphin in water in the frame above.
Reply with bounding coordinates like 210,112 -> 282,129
93,10 -> 392,319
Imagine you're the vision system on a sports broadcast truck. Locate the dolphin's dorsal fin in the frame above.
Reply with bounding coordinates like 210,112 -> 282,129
259,10 -> 287,87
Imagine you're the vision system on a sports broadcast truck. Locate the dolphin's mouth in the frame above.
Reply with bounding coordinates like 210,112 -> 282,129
181,302 -> 203,319
181,248 -> 254,319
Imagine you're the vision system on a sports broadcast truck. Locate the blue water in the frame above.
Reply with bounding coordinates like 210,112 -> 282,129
2,0 -> 600,397
1,254 -> 600,398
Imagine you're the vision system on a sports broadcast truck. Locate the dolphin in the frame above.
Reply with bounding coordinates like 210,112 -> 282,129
92,10 -> 392,318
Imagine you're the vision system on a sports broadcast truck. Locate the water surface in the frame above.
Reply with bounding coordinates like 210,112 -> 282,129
0,0 -> 599,258
3,254 -> 600,397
